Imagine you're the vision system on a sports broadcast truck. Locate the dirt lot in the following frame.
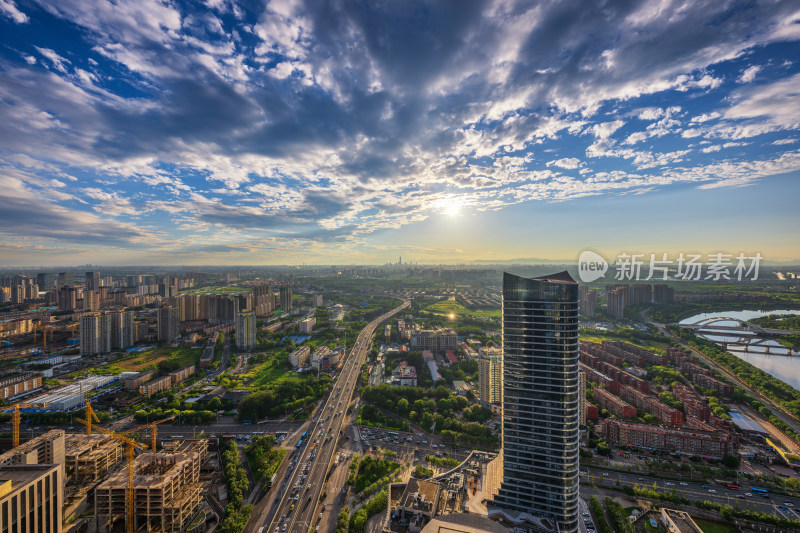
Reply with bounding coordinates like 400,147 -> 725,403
117,353 -> 169,372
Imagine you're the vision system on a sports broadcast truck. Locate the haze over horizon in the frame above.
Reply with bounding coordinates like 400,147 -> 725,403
1,0 -> 799,266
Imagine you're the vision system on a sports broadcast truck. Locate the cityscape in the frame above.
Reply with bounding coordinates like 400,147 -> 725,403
1,3 -> 800,533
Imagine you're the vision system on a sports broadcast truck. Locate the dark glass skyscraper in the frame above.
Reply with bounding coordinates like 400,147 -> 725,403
490,271 -> 580,533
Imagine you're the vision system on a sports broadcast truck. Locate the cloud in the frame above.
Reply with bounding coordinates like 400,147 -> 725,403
0,0 -> 799,261
546,157 -> 583,169
739,65 -> 761,83
0,0 -> 28,23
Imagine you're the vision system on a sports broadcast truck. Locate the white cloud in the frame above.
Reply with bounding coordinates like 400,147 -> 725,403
739,65 -> 761,83
0,0 -> 28,23
546,158 -> 583,169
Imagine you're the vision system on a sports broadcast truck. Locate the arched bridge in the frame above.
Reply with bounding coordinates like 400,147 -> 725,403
679,316 -> 800,355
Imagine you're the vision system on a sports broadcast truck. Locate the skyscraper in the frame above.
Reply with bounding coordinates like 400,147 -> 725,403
80,312 -> 111,356
478,347 -> 502,405
85,271 -> 100,291
236,309 -> 257,351
490,272 -> 580,533
280,286 -> 293,311
157,305 -> 180,343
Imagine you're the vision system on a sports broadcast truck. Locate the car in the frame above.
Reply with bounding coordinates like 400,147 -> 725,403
666,482 -> 674,486
708,489 -> 717,493
679,482 -> 688,486
745,493 -> 752,497
785,502 -> 794,507
602,472 -> 609,477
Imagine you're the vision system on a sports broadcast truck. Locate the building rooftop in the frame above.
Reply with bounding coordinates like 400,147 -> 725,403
398,478 -> 440,515
0,464 -> 60,491
420,513 -> 509,533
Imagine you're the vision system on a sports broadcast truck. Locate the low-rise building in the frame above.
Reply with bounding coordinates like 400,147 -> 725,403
289,345 -> 311,368
0,373 -> 43,400
604,419 -> 736,458
139,375 -> 172,396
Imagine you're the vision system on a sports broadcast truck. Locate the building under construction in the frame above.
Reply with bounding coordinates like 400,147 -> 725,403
0,429 -> 65,467
64,434 -> 124,483
94,442 -> 207,532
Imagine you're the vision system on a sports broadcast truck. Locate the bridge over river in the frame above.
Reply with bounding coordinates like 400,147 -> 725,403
680,316 -> 800,355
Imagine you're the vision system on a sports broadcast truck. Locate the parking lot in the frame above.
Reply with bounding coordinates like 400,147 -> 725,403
355,425 -> 471,464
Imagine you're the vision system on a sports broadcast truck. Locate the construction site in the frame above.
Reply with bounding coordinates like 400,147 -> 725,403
0,401 -> 219,533
94,440 -> 208,532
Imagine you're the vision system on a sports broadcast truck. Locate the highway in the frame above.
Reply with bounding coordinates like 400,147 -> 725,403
253,299 -> 409,533
582,466 -> 800,519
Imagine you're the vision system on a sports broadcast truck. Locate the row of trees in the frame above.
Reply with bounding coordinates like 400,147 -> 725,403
218,439 -> 252,533
245,434 -> 286,485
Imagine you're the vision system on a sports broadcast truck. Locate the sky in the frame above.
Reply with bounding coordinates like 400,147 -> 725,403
1,0 -> 799,267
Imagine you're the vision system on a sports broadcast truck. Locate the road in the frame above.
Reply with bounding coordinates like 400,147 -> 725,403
250,299 -> 409,533
583,466 -> 800,519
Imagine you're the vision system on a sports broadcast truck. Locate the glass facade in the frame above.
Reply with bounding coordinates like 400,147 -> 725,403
492,272 -> 580,533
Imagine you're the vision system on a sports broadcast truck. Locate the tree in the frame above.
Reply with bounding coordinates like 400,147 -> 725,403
397,398 -> 409,416
722,454 -> 741,469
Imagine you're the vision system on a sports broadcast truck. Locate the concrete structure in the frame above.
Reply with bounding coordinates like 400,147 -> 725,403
64,434 -> 123,483
289,345 -> 311,368
490,271 -> 579,533
478,348 -> 502,405
391,361 -> 417,387
593,387 -> 636,419
0,373 -> 43,400
579,285 -> 597,317
0,464 -> 64,533
124,370 -> 155,391
660,508 -> 703,533
312,294 -> 324,307
279,286 -> 292,311
654,284 -> 675,303
85,271 -> 100,291
603,419 -> 736,457
420,513 -> 509,533
158,305 -> 180,343
298,316 -> 315,334
605,284 -> 627,319
80,312 -> 111,356
410,327 -> 458,352
0,430 -> 65,468
140,375 -> 172,396
95,449 -> 205,532
235,309 -> 257,351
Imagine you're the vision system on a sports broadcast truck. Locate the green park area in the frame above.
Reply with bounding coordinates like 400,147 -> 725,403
424,299 -> 500,319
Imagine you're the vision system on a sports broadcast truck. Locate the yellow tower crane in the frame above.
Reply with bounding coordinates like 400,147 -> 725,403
76,418 -> 148,533
83,400 -> 99,435
11,404 -> 21,448
120,416 -> 174,451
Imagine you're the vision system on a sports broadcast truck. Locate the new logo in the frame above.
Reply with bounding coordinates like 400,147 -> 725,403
578,250 -> 608,282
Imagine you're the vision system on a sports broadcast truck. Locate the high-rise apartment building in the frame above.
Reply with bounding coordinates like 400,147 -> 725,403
605,284 -> 627,319
578,285 -> 597,317
57,286 -> 77,311
490,272 -> 580,533
280,286 -> 293,311
85,271 -> 100,291
478,347 -> 502,405
80,312 -> 111,356
158,305 -> 180,343
107,309 -> 135,350
236,310 -> 257,351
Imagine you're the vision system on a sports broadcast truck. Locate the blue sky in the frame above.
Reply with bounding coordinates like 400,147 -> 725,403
0,0 -> 799,266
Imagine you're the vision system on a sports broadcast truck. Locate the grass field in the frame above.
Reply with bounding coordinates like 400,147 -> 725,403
244,354 -> 296,389
693,518 -> 739,533
425,300 -> 501,319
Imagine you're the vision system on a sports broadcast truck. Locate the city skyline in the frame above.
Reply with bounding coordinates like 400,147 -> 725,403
1,1 -> 799,266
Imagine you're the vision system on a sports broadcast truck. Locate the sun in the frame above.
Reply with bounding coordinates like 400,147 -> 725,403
436,196 -> 464,217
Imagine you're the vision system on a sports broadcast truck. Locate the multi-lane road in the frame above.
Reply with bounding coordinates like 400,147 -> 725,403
252,300 -> 409,533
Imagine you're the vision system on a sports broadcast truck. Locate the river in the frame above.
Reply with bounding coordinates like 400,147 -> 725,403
679,309 -> 800,391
